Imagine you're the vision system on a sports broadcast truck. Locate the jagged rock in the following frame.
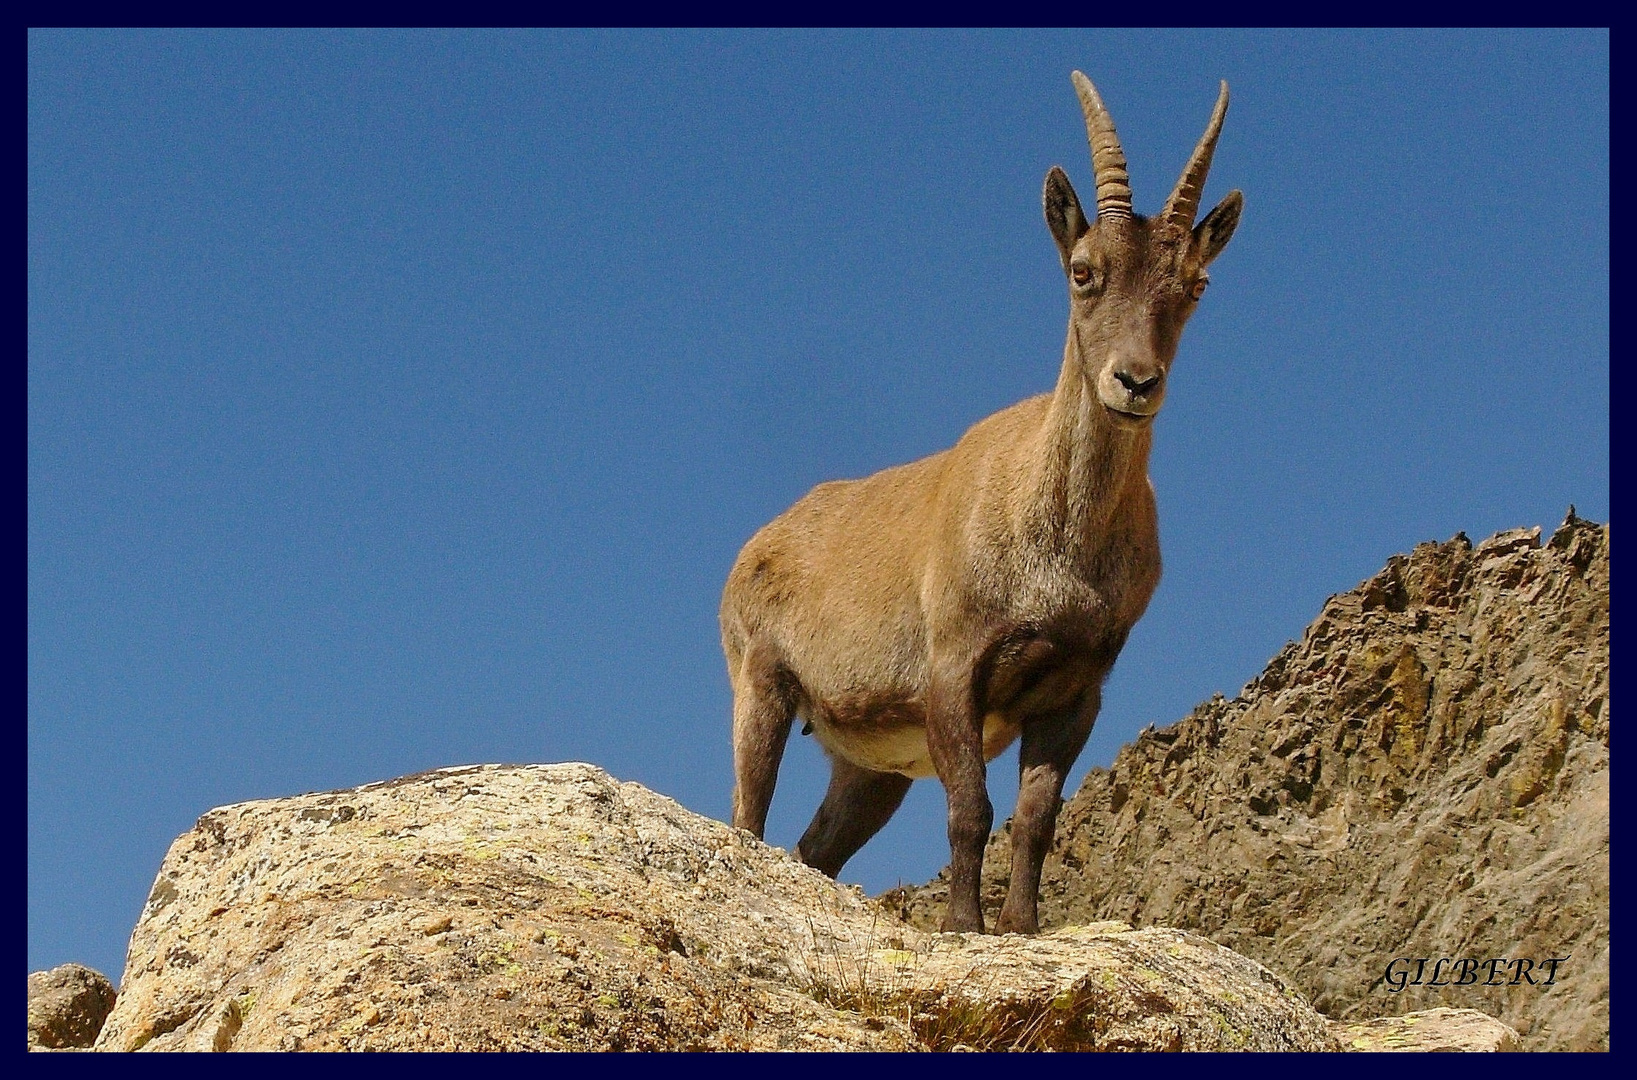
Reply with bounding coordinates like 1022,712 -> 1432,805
888,514 -> 1608,1051
28,963 -> 117,1050
94,763 -> 1342,1052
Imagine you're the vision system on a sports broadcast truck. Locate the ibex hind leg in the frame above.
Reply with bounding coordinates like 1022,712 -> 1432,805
795,757 -> 913,878
730,643 -> 798,839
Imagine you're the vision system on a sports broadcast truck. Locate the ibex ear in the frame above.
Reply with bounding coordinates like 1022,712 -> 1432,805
1043,166 -> 1090,269
1194,189 -> 1242,266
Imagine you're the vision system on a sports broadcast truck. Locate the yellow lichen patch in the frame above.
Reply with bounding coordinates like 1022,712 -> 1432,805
1360,643 -> 1433,767
462,839 -> 501,861
1211,1010 -> 1248,1047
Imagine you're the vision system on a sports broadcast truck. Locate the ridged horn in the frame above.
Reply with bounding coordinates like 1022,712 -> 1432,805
1161,80 -> 1230,231
1071,71 -> 1132,222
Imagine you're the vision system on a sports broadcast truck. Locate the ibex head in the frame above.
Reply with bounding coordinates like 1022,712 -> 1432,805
1043,73 -> 1243,424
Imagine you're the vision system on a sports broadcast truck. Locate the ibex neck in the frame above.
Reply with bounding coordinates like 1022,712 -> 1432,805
1026,325 -> 1153,554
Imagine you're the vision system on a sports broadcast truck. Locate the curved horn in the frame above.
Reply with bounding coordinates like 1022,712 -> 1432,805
1161,80 -> 1230,231
1071,71 -> 1132,221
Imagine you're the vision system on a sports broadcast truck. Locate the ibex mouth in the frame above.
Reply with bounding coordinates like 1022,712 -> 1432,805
1105,403 -> 1158,425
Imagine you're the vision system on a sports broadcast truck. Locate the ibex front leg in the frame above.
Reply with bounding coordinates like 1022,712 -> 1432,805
994,686 -> 1099,934
926,662 -> 993,934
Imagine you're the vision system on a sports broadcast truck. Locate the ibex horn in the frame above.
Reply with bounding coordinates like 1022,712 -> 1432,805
1161,81 -> 1230,232
1071,71 -> 1132,222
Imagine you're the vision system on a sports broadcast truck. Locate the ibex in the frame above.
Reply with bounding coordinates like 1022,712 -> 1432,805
721,73 -> 1242,933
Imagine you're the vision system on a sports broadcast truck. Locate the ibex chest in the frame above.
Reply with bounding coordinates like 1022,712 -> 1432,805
973,534 -> 1158,705
998,519 -> 1160,629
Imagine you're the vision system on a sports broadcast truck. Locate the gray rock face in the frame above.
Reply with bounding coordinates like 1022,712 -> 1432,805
888,515 -> 1608,1050
28,963 -> 117,1050
93,762 -> 1347,1052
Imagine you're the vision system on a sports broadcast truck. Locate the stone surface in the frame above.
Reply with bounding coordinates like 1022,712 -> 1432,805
94,762 -> 1342,1052
1331,1007 -> 1520,1052
887,514 -> 1608,1051
28,963 -> 117,1050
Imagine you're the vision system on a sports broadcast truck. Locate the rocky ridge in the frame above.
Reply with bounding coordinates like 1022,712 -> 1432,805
84,763 -> 1360,1052
37,761 -> 1518,1052
888,514 -> 1609,1050
34,516 -> 1597,1052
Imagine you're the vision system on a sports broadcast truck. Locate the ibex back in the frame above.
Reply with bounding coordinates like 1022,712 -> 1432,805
721,72 -> 1242,934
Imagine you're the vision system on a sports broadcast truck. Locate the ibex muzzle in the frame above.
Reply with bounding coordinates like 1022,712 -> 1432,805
722,72 -> 1242,934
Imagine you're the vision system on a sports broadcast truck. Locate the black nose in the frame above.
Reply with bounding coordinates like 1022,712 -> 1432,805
1115,370 -> 1162,395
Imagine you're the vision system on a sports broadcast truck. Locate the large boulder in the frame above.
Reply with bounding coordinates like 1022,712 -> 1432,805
95,762 -> 1350,1052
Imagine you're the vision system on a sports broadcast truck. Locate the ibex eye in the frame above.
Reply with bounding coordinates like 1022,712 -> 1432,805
1189,278 -> 1209,301
1071,264 -> 1093,287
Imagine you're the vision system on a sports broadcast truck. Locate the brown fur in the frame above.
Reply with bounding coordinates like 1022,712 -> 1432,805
721,76 -> 1242,933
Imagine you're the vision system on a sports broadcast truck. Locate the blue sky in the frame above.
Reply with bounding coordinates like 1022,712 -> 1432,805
29,29 -> 1607,981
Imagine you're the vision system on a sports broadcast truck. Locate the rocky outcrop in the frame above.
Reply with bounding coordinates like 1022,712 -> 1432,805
28,963 -> 117,1050
92,762 -> 1356,1051
1332,1007 -> 1520,1052
889,514 -> 1608,1051
62,516 -> 1596,1052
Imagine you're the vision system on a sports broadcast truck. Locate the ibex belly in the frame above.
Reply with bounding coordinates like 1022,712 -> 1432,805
808,700 -> 1023,779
